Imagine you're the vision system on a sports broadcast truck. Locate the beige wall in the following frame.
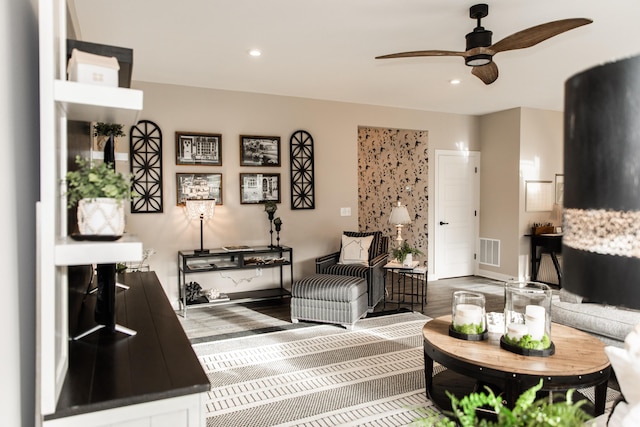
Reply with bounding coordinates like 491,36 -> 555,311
518,108 -> 564,277
126,81 -> 480,307
478,108 -> 521,280
478,107 -> 563,281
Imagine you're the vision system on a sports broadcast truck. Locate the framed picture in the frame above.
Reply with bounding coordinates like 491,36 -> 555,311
176,131 -> 222,165
239,135 -> 281,166
176,173 -> 223,205
525,180 -> 553,212
240,173 -> 281,204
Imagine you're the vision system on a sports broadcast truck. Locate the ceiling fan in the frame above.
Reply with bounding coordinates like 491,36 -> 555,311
375,4 -> 592,85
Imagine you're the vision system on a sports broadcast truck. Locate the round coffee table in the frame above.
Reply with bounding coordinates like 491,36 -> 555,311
423,315 -> 611,415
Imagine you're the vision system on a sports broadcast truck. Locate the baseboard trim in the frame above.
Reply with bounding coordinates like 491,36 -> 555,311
475,269 -> 518,283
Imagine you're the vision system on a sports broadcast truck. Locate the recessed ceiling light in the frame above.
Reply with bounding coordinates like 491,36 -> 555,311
248,49 -> 262,57
450,79 -> 461,85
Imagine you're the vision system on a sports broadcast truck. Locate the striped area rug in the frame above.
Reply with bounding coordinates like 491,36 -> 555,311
193,312 -> 435,426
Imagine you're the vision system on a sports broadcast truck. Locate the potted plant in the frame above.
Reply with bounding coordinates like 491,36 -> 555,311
93,122 -> 125,164
414,379 -> 592,426
65,155 -> 134,237
391,241 -> 424,266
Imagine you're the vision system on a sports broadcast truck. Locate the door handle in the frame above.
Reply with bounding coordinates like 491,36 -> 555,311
439,221 -> 449,225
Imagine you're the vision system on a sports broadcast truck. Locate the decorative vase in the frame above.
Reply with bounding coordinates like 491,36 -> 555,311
402,253 -> 413,266
77,197 -> 125,236
450,290 -> 488,340
501,281 -> 554,356
564,54 -> 640,309
103,134 -> 115,164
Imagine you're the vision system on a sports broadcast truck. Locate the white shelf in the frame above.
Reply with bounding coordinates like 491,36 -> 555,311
54,80 -> 143,125
91,151 -> 129,162
55,234 -> 143,266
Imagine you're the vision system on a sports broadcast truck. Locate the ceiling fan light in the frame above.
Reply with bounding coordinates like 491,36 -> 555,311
465,28 -> 492,50
466,54 -> 492,67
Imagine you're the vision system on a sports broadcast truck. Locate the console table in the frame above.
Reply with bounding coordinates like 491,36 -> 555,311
528,233 -> 563,286
178,245 -> 293,317
45,271 -> 210,426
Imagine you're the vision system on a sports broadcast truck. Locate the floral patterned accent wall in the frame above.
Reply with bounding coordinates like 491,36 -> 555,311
357,127 -> 429,265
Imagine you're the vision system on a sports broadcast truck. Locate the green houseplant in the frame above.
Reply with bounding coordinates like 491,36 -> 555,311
93,122 -> 125,139
414,379 -> 592,427
65,155 -> 134,236
392,241 -> 424,265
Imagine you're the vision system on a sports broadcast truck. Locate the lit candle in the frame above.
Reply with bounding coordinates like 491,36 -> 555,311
454,304 -> 483,327
525,305 -> 546,341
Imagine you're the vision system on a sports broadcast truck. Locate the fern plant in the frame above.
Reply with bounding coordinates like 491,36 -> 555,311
391,241 -> 424,263
413,379 -> 593,427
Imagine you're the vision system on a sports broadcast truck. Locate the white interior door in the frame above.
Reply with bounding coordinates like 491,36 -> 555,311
435,150 -> 480,279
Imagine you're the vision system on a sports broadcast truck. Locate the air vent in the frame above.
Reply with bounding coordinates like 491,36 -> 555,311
479,238 -> 500,267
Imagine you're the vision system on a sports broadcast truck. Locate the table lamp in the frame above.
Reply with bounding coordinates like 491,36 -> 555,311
186,199 -> 216,254
389,201 -> 411,246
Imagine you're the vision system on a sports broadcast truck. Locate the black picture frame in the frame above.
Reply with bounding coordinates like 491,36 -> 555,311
240,173 -> 281,204
176,131 -> 222,165
239,135 -> 281,167
176,173 -> 223,205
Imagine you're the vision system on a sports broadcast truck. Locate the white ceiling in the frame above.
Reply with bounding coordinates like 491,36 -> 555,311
70,0 -> 640,116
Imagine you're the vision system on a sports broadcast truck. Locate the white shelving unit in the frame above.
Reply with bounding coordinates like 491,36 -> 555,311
55,234 -> 143,266
54,80 -> 143,123
37,0 -> 143,420
38,3 -> 206,425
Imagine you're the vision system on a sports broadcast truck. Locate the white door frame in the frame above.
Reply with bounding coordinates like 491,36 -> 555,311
433,149 -> 480,279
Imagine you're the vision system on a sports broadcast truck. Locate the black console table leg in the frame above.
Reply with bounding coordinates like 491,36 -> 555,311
73,264 -> 137,340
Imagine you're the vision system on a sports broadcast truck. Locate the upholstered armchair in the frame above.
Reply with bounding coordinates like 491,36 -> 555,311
315,231 -> 389,311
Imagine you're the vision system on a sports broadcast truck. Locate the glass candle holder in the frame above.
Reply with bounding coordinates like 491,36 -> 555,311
501,281 -> 554,356
449,291 -> 487,340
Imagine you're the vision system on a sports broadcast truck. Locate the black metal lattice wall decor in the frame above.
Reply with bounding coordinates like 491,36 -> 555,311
289,130 -> 315,209
130,120 -> 163,213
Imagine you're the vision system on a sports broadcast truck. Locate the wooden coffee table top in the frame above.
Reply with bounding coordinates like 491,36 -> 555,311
423,315 -> 610,377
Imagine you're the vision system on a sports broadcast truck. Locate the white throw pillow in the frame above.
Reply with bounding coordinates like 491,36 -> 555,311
338,234 -> 374,265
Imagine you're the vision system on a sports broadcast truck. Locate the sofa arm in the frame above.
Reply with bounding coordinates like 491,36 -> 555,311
370,252 -> 389,268
367,253 -> 389,308
315,252 -> 340,274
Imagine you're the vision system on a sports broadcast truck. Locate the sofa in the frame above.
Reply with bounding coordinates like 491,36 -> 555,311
551,288 -> 640,347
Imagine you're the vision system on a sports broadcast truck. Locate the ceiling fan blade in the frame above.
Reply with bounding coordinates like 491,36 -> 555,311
376,50 -> 466,59
472,62 -> 499,85
490,18 -> 592,53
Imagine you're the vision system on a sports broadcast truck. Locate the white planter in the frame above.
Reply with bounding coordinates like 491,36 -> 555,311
403,253 -> 413,266
77,198 -> 125,236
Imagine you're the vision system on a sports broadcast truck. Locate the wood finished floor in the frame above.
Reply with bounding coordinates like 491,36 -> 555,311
179,275 -> 507,342
379,275 -> 505,318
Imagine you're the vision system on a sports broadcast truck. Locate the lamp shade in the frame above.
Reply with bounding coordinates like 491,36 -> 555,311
185,199 -> 216,220
389,202 -> 411,225
563,53 -> 640,310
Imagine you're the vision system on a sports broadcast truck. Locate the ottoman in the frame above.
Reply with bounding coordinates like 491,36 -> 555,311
291,274 -> 368,329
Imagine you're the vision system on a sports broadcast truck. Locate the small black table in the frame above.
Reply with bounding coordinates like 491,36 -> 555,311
528,233 -> 562,286
383,261 -> 428,312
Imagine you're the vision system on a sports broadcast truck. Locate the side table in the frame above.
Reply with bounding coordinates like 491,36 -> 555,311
383,261 -> 428,312
423,315 -> 611,416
